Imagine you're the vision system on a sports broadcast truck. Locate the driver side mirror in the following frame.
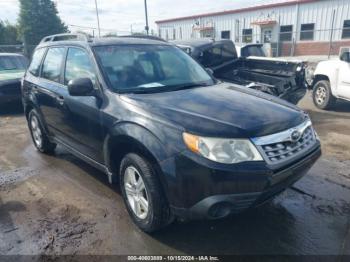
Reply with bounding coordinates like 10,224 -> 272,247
68,78 -> 94,96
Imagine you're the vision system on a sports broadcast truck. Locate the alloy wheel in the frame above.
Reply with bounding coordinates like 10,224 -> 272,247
31,115 -> 43,148
123,166 -> 149,219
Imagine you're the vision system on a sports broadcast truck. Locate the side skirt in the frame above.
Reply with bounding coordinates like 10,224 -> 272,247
52,137 -> 114,184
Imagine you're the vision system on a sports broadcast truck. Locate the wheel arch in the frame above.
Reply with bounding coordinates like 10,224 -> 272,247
312,74 -> 330,89
103,122 -> 173,190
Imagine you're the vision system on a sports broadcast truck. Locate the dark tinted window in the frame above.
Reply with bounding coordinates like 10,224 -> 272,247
200,43 -> 236,67
64,48 -> 96,85
280,25 -> 293,41
28,48 -> 46,76
241,45 -> 266,57
221,31 -> 230,39
242,29 -> 253,43
300,23 -> 314,40
0,55 -> 27,71
42,47 -> 65,83
342,20 -> 350,39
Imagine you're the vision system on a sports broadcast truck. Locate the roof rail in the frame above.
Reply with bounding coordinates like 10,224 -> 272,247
118,35 -> 167,42
40,33 -> 92,44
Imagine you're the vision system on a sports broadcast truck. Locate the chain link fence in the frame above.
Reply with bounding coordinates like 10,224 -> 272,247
227,27 -> 350,57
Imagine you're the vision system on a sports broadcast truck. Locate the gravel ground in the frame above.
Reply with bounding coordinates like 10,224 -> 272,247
0,93 -> 349,258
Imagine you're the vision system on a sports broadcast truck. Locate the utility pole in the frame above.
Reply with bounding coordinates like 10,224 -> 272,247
328,9 -> 336,59
144,0 -> 149,35
94,0 -> 101,37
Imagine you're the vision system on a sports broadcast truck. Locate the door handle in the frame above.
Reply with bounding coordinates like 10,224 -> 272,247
56,95 -> 65,105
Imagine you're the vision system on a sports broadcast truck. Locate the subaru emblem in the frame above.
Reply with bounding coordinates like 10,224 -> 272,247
290,130 -> 301,142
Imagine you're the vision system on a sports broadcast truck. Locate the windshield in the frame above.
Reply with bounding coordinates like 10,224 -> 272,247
94,45 -> 215,93
0,55 -> 28,71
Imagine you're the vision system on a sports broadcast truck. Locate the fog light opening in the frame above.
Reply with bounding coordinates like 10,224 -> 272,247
208,202 -> 232,219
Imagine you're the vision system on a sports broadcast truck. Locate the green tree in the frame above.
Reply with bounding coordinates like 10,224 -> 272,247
0,20 -> 20,45
18,0 -> 68,55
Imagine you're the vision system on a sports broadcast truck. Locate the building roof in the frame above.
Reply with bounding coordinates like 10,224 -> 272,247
155,0 -> 319,24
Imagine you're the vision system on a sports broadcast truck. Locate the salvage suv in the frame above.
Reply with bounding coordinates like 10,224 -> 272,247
22,34 -> 321,232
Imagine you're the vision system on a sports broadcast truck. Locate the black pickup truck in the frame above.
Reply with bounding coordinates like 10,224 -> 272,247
173,39 -> 308,105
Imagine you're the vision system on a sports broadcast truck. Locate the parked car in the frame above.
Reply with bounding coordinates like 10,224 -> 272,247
22,34 -> 321,232
312,47 -> 350,110
173,39 -> 308,105
0,53 -> 28,105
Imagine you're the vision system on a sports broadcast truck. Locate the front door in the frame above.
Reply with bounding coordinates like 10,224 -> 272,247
53,47 -> 104,162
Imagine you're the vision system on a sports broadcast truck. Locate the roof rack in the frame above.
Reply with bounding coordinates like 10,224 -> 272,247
40,33 -> 92,44
118,35 -> 167,42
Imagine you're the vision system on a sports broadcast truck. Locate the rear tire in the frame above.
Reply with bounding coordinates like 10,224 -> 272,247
120,153 -> 173,233
28,110 -> 56,154
313,80 -> 336,110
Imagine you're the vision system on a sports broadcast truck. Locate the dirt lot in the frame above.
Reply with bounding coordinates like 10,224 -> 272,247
0,92 -> 350,258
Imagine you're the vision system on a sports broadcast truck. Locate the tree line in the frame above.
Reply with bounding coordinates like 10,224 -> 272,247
0,0 -> 68,56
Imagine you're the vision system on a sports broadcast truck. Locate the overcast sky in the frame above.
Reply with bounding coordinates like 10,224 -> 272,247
0,0 -> 290,34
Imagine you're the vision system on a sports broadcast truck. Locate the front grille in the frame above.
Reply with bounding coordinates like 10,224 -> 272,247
253,120 -> 317,166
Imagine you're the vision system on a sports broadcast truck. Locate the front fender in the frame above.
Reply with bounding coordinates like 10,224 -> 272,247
103,121 -> 178,171
313,61 -> 338,91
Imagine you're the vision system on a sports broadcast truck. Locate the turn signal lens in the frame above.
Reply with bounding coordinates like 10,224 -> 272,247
183,133 -> 199,153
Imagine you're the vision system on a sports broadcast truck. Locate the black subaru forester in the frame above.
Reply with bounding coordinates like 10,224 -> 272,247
22,34 -> 321,232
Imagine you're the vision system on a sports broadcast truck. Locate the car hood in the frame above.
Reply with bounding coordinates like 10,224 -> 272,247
121,83 -> 306,138
0,70 -> 25,82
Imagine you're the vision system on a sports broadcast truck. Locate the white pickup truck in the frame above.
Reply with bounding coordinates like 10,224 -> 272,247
312,47 -> 350,109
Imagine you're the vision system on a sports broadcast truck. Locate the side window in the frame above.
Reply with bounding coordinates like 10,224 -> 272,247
28,48 -> 46,76
41,47 -> 65,83
64,48 -> 96,85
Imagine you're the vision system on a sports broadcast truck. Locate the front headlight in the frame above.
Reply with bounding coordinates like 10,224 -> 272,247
183,133 -> 263,164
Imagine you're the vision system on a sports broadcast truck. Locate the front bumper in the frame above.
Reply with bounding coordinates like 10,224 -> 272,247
0,80 -> 22,104
163,144 -> 321,220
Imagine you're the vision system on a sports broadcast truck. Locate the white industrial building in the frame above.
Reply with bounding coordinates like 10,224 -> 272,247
156,0 -> 350,56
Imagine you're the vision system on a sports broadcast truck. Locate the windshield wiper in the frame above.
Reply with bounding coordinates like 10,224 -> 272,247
119,82 -> 213,94
170,82 -> 212,91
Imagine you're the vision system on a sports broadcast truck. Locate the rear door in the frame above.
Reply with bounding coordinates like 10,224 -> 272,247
52,47 -> 104,162
25,47 -> 66,136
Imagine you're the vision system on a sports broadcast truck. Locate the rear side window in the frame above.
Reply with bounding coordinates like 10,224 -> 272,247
41,47 -> 65,83
64,48 -> 96,85
28,48 -> 46,76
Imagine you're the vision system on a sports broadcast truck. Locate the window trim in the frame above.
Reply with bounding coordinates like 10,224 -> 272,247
342,20 -> 350,39
63,46 -> 97,88
242,28 -> 253,43
279,25 -> 293,42
300,23 -> 315,41
28,47 -> 47,77
40,46 -> 67,85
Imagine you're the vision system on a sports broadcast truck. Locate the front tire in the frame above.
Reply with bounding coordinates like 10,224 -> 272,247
28,110 -> 56,154
313,80 -> 336,110
120,153 -> 172,233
